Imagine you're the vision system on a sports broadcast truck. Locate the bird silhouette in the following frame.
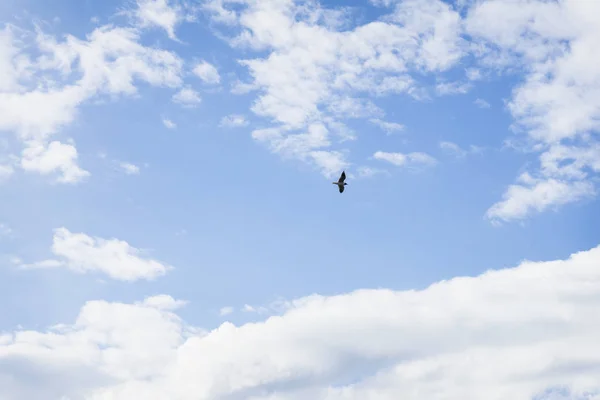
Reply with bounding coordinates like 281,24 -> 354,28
332,170 -> 347,193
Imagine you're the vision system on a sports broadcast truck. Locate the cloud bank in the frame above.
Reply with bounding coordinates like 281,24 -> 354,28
2,244 -> 600,399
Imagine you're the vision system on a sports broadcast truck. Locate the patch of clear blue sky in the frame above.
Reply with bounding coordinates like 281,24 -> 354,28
0,0 -> 599,331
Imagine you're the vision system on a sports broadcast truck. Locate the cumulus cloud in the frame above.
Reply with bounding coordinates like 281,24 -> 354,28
20,140 -> 89,183
18,228 -> 172,281
0,21 -> 183,183
199,0 -> 600,222
126,0 -> 189,40
192,60 -> 220,85
172,87 -> 201,107
1,244 -> 600,399
204,0 -> 465,177
3,0 -> 597,223
463,0 -> 600,221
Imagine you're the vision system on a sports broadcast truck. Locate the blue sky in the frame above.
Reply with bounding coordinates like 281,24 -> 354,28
1,0 -> 599,399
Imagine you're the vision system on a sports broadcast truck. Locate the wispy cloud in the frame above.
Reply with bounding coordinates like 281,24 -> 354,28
465,68 -> 482,81
439,141 -> 484,158
369,118 -> 405,135
219,114 -> 248,128
162,118 -> 177,129
374,151 -> 437,168
474,98 -> 491,108
119,162 -> 140,175
219,306 -> 234,316
435,81 -> 472,95
356,166 -> 389,178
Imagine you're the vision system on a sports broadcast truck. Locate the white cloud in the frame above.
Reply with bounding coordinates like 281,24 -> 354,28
486,142 -> 600,223
327,97 -> 384,119
19,25 -> 182,132
139,295 -> 188,311
219,114 -> 248,128
464,0 -> 600,221
20,140 -> 90,184
2,244 -> 600,398
172,87 -> 201,107
465,67 -> 482,81
252,124 -> 349,178
201,0 -> 239,26
486,173 -> 596,224
200,0 -> 600,221
192,60 -> 221,85
0,22 -> 183,183
119,162 -> 140,175
0,27 -> 28,93
241,303 -> 269,314
369,118 -> 405,134
204,0 -> 466,177
439,140 -> 466,157
127,0 -> 186,40
435,80 -> 472,95
219,306 -> 234,316
5,0 -> 595,224
162,117 -> 177,129
374,150 -> 437,168
539,144 -> 600,180
309,150 -> 349,179
19,227 -> 172,281
474,98 -> 490,108
439,140 -> 483,158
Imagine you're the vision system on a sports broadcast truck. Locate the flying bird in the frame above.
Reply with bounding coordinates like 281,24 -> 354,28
333,170 -> 348,193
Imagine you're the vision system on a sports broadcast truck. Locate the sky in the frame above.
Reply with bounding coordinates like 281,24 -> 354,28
0,0 -> 599,398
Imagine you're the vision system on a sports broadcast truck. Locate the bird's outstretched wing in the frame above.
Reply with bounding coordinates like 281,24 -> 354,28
338,171 -> 346,183
338,184 -> 345,193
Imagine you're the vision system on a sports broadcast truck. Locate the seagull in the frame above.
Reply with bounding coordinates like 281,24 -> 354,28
332,170 -> 348,193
